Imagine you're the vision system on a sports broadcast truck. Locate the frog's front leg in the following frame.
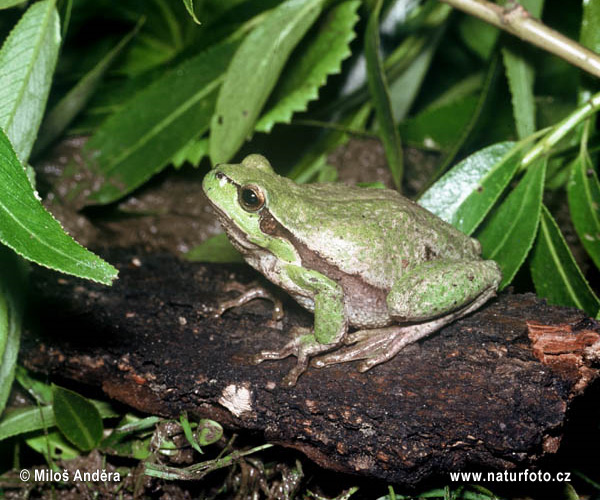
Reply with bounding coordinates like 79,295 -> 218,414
253,264 -> 347,386
211,282 -> 284,321
314,259 -> 501,371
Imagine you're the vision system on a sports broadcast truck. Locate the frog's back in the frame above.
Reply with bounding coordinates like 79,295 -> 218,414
271,182 -> 480,290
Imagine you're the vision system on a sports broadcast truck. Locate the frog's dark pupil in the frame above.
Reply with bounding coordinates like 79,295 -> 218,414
242,188 -> 259,207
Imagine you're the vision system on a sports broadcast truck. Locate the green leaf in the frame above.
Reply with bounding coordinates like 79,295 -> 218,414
530,205 -> 600,315
579,0 -> 600,102
458,15 -> 498,60
196,419 -> 223,446
567,147 -> 600,269
0,129 -> 118,284
500,0 -> 543,139
210,0 -> 326,164
0,406 -> 53,441
476,159 -> 546,289
180,412 -> 203,454
0,0 -> 25,9
399,95 -> 478,152
0,0 -> 60,162
52,386 -> 103,451
288,103 -> 371,183
419,142 -> 519,235
15,366 -> 53,405
172,138 -> 207,168
255,1 -> 360,133
387,4 -> 451,122
100,414 -> 158,459
364,0 -> 403,189
83,38 -> 240,205
34,22 -> 140,155
26,431 -> 80,461
0,400 -> 116,441
185,233 -> 243,263
182,0 -> 201,24
0,248 -> 25,416
501,45 -> 536,139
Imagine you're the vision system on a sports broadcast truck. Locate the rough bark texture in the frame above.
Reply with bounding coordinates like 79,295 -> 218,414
21,250 -> 600,487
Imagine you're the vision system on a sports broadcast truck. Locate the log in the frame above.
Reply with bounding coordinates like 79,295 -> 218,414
21,250 -> 600,487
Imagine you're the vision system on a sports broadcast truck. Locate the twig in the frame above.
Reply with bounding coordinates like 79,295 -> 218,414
521,90 -> 600,167
439,0 -> 600,79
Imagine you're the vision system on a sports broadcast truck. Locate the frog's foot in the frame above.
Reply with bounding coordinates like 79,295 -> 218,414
212,282 -> 284,321
252,327 -> 337,386
314,287 -> 497,372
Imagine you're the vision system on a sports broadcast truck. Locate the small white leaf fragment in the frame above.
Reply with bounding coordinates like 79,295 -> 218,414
219,384 -> 252,417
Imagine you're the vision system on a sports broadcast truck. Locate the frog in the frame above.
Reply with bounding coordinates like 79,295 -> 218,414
202,154 -> 502,386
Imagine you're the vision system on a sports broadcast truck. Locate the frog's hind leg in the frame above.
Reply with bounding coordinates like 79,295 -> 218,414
313,287 -> 496,372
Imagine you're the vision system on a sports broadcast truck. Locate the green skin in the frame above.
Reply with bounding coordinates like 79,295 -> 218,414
202,154 -> 502,386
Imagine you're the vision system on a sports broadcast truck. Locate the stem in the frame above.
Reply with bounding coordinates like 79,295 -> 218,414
521,91 -> 600,167
439,0 -> 600,79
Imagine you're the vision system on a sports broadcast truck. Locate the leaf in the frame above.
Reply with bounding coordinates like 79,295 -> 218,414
52,386 -> 103,451
364,0 -> 403,189
196,419 -> 223,446
0,0 -> 24,9
15,366 -> 53,404
0,129 -> 118,284
458,15 -> 498,60
0,248 -> 25,416
83,38 -> 240,205
182,0 -> 201,24
419,142 -> 519,235
579,0 -> 600,101
288,103 -> 371,183
185,234 -> 243,263
0,400 -> 117,441
0,0 -> 60,162
476,159 -> 546,289
34,22 -> 141,155
255,0 -> 360,133
172,138 -> 207,168
500,0 -> 543,140
567,148 -> 600,269
501,45 -> 536,139
399,95 -> 479,151
100,414 -> 158,459
209,0 -> 326,164
387,4 -> 451,122
530,205 -> 600,315
26,431 -> 80,461
180,412 -> 203,454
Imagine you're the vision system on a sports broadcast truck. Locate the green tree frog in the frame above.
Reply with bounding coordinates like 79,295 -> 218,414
203,155 -> 502,386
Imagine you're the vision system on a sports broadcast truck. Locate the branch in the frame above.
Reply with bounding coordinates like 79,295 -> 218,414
439,0 -> 600,79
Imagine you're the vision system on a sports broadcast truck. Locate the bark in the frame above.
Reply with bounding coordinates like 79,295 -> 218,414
21,250 -> 600,487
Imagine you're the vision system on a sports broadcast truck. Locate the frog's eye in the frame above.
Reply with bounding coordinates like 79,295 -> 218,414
239,185 -> 265,212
